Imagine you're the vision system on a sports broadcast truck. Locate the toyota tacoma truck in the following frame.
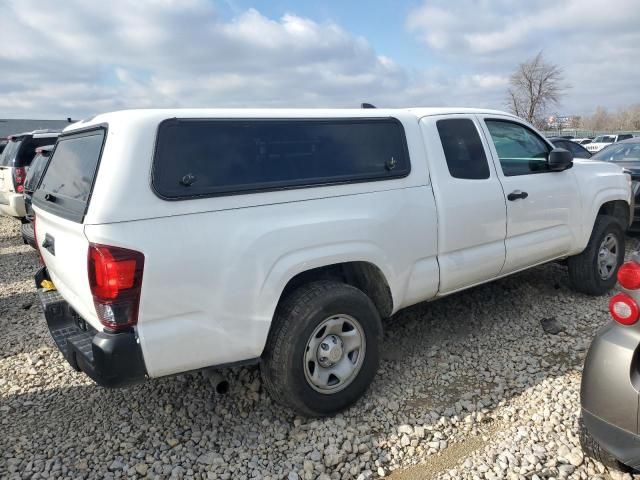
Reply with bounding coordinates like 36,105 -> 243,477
32,108 -> 632,416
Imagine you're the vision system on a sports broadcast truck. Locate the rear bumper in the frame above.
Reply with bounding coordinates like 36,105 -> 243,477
582,409 -> 640,469
35,267 -> 147,387
0,191 -> 26,218
581,321 -> 640,466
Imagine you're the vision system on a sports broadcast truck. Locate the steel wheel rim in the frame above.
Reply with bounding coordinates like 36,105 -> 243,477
597,233 -> 619,280
303,314 -> 366,394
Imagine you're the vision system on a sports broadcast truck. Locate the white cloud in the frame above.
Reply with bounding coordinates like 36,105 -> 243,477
0,1 -> 415,117
0,0 -> 515,118
0,0 -> 636,118
406,0 -> 640,114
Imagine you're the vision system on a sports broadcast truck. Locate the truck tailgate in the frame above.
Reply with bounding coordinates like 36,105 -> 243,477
34,206 -> 100,330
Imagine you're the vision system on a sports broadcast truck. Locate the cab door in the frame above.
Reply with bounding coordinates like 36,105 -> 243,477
478,115 -> 581,274
420,115 -> 506,294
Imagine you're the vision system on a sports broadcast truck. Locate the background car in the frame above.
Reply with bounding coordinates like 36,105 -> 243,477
586,133 -> 634,153
20,144 -> 54,248
592,138 -> 640,230
572,137 -> 594,145
581,257 -> 640,472
0,129 -> 59,219
0,140 -> 6,155
548,137 -> 592,159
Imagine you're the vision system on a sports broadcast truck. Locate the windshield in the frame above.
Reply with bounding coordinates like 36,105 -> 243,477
0,138 -> 23,166
592,142 -> 640,162
593,135 -> 615,143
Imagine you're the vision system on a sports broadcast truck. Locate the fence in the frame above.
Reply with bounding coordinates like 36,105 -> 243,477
543,129 -> 640,138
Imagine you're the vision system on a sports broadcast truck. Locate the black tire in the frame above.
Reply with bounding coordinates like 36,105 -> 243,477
261,281 -> 382,417
580,417 -> 630,472
568,215 -> 625,296
20,222 -> 36,249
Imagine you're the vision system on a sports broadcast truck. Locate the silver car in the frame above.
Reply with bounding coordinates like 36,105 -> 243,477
581,253 -> 640,471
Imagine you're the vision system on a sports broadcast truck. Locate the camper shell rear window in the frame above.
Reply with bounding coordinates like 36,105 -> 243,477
32,127 -> 106,223
152,118 -> 410,199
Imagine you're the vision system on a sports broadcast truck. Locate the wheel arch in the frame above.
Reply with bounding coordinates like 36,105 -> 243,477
597,199 -> 630,228
579,189 -> 631,252
278,261 -> 394,319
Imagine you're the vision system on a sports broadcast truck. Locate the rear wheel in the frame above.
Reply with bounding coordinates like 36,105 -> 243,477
261,281 -> 381,417
20,222 -> 35,249
568,215 -> 625,296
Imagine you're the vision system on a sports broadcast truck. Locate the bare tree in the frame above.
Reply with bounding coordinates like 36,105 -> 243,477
583,106 -> 610,131
581,104 -> 640,132
506,51 -> 567,128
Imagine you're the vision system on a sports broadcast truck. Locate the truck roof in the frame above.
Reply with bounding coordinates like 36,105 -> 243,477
64,107 -> 517,133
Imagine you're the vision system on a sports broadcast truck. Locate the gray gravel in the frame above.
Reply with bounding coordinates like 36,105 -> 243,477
1,213 -> 639,480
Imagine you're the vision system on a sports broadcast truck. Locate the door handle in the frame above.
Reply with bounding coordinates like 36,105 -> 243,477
507,190 -> 529,201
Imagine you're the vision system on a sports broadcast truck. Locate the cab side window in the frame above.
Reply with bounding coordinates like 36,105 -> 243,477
436,118 -> 490,180
485,120 -> 551,176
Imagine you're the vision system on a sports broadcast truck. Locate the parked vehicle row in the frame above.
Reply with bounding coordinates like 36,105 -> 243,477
586,133 -> 635,153
0,129 -> 60,219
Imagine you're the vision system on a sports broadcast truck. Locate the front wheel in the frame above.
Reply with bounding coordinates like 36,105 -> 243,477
568,215 -> 625,296
261,281 -> 381,417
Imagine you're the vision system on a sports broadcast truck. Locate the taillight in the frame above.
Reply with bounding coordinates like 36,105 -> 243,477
13,167 -> 26,193
617,262 -> 640,290
88,243 -> 144,331
609,293 -> 639,326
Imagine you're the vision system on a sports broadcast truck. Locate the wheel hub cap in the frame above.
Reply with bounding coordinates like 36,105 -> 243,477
317,334 -> 344,367
304,315 -> 366,394
597,233 -> 619,280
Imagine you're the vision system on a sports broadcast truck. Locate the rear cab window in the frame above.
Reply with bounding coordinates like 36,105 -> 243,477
33,128 -> 106,222
152,118 -> 410,199
436,118 -> 490,180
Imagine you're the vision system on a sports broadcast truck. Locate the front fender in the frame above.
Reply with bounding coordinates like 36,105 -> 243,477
573,160 -> 631,252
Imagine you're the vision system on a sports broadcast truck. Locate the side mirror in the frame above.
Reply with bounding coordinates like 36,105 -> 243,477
548,148 -> 573,171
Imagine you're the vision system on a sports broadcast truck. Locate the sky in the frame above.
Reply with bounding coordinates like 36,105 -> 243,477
0,0 -> 638,119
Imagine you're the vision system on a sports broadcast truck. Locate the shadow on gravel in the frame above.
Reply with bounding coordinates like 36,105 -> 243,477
0,257 -> 615,478
0,290 -> 48,359
0,251 -> 40,284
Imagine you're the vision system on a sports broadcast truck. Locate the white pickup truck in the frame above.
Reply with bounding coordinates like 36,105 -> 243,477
586,133 -> 634,153
32,108 -> 632,416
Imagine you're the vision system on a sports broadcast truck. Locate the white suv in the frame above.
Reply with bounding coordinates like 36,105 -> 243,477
0,130 -> 60,219
33,108 -> 631,416
586,133 -> 634,153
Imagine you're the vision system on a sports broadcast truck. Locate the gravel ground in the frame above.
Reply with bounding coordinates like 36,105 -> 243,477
1,213 -> 639,480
